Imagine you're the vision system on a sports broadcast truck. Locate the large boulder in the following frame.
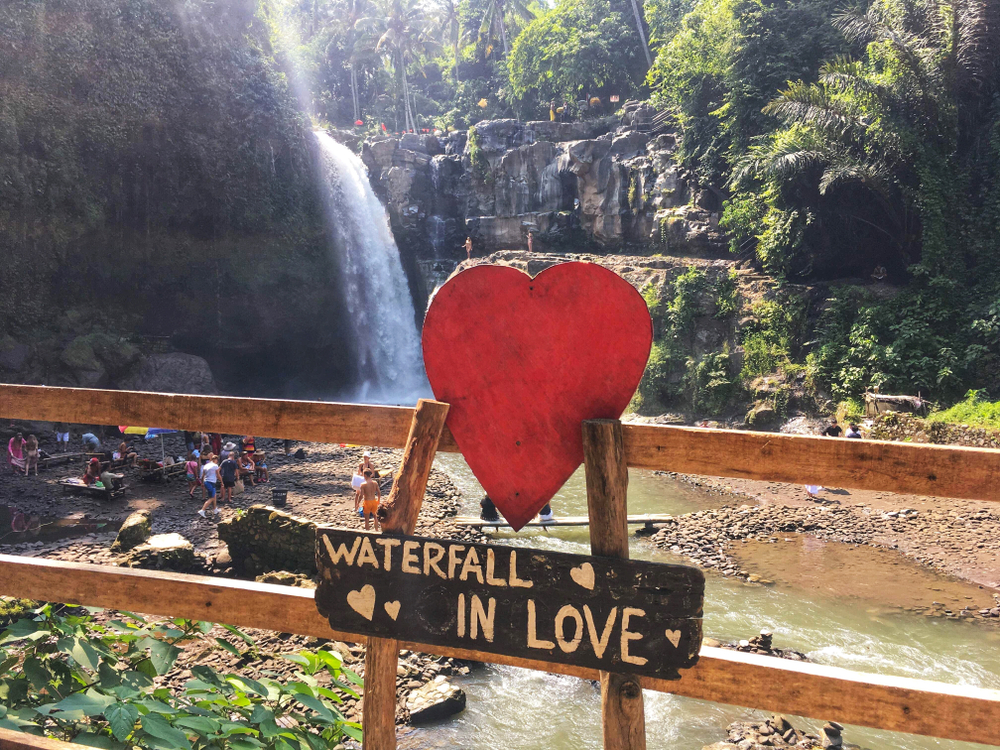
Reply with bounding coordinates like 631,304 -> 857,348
406,676 -> 466,723
111,510 -> 152,552
126,533 -> 196,572
217,505 -> 317,576
119,353 -> 218,395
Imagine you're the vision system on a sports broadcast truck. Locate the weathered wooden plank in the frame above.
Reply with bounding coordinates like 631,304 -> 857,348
583,419 -> 647,750
0,728 -> 79,750
0,384 -> 458,452
364,398 -> 449,749
0,556 -> 997,745
621,423 -> 1000,500
377,399 -> 450,533
453,515 -> 675,528
315,528 -> 704,681
3,384 -> 1000,502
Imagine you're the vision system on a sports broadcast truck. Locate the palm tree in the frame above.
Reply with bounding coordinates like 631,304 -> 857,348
478,0 -> 533,56
428,0 -> 465,82
359,0 -> 438,131
629,0 -> 653,68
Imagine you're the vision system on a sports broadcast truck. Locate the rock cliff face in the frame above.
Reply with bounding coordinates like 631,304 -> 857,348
359,114 -> 726,264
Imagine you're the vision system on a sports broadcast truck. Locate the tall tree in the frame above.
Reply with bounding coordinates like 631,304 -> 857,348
428,0 -> 465,82
478,0 -> 533,55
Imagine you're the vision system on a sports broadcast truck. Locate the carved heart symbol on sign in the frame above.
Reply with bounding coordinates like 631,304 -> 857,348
384,601 -> 401,620
423,263 -> 652,530
569,562 -> 595,590
665,629 -> 682,648
347,585 -> 376,621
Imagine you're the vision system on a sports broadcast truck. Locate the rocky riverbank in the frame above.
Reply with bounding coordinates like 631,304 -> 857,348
648,471 -> 1000,621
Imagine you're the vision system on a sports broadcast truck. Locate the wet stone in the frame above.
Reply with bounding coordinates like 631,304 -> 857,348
406,676 -> 466,724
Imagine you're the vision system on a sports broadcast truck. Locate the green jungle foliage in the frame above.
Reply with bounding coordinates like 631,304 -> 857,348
927,391 -> 1000,431
0,604 -> 361,748
0,0 -> 351,368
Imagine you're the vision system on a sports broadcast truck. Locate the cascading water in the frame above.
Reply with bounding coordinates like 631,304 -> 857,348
312,131 -> 428,402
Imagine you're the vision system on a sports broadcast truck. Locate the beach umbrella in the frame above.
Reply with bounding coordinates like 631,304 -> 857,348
119,426 -> 177,463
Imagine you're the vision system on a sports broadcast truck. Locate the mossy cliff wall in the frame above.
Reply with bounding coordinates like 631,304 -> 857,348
0,0 -> 352,394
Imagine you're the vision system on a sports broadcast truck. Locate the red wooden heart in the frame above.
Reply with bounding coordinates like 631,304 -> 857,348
422,262 -> 652,530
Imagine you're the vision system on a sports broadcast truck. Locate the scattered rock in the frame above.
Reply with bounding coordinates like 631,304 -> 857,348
406,676 -> 467,723
126,533 -> 196,572
255,570 -> 316,588
111,510 -> 152,552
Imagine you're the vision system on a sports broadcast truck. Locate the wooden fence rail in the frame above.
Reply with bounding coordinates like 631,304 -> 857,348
2,384 -> 1000,748
3,384 -> 1000,502
0,555 -> 998,746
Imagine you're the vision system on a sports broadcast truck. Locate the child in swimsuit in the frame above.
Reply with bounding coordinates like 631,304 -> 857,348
24,435 -> 39,476
359,469 -> 381,531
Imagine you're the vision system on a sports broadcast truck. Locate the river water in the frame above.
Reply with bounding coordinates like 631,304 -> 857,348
406,456 -> 1000,750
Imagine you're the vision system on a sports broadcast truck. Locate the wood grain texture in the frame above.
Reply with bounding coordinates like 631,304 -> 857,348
4,384 -> 1000,502
583,420 -> 648,750
621,423 -> 1000,499
366,401 -> 447,749
0,728 -> 81,749
0,384 -> 458,452
378,399 -> 449,534
0,556 -> 997,745
314,528 -> 703,679
362,637 -> 400,750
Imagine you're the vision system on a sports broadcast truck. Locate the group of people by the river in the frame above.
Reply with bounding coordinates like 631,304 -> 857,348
805,417 -> 863,499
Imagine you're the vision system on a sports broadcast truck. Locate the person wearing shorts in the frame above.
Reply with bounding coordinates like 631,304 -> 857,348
185,453 -> 201,497
219,453 -> 238,504
358,468 -> 381,531
198,455 -> 220,517
54,424 -> 69,452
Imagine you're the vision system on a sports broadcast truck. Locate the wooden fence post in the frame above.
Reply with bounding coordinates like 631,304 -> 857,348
362,399 -> 450,749
583,418 -> 647,750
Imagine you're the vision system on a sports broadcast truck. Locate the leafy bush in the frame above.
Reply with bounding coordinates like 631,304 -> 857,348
927,391 -> 1000,431
0,604 -> 361,748
685,349 -> 737,414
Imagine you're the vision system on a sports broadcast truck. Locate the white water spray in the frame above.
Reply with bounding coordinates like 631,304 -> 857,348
313,131 -> 428,402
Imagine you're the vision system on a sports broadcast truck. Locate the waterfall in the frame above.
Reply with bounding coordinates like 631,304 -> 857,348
312,131 -> 428,402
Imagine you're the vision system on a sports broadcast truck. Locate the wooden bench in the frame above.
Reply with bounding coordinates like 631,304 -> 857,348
58,478 -> 128,500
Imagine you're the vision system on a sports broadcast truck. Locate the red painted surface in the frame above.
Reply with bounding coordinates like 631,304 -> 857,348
422,262 -> 653,530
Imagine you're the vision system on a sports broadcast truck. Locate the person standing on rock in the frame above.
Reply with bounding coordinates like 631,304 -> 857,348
219,452 -> 239,504
185,453 -> 201,498
54,423 -> 69,452
465,237 -> 473,260
821,418 -> 843,437
23,435 -> 39,476
198,454 -> 220,518
359,468 -> 381,531
527,231 -> 534,252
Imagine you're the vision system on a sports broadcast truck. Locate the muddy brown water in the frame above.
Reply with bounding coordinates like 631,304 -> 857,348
411,456 -> 1000,750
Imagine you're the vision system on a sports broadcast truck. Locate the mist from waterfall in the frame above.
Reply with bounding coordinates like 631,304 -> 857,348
313,131 -> 428,403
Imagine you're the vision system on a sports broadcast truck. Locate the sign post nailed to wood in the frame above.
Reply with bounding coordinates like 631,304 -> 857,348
315,527 -> 704,680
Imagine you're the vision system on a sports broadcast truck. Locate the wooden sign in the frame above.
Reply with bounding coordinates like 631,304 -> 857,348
315,527 -> 703,680
421,263 -> 652,530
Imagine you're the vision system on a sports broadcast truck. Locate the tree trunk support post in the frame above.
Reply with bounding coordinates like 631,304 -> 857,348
583,419 -> 647,750
363,399 -> 450,749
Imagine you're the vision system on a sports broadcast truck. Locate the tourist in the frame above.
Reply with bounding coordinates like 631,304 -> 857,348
100,468 -> 124,493
117,440 -> 138,468
527,231 -> 534,252
846,423 -> 863,439
238,451 -> 256,486
185,453 -> 201,497
200,432 -> 211,456
821,419 -> 843,437
219,452 -> 239,504
222,441 -> 237,461
359,468 -> 381,531
209,433 -> 222,457
254,451 -> 269,483
82,457 -> 102,485
550,100 -> 557,122
283,439 -> 295,456
23,435 -> 39,476
7,432 -> 25,474
82,432 -> 101,452
184,431 -> 196,452
358,450 -> 375,476
54,423 -> 69,452
539,503 -> 555,523
465,237 -> 473,260
241,435 -> 256,454
805,485 -> 823,499
480,495 -> 500,522
198,454 -> 220,517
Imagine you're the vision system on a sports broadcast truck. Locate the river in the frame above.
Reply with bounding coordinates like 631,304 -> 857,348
403,456 -> 1000,749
